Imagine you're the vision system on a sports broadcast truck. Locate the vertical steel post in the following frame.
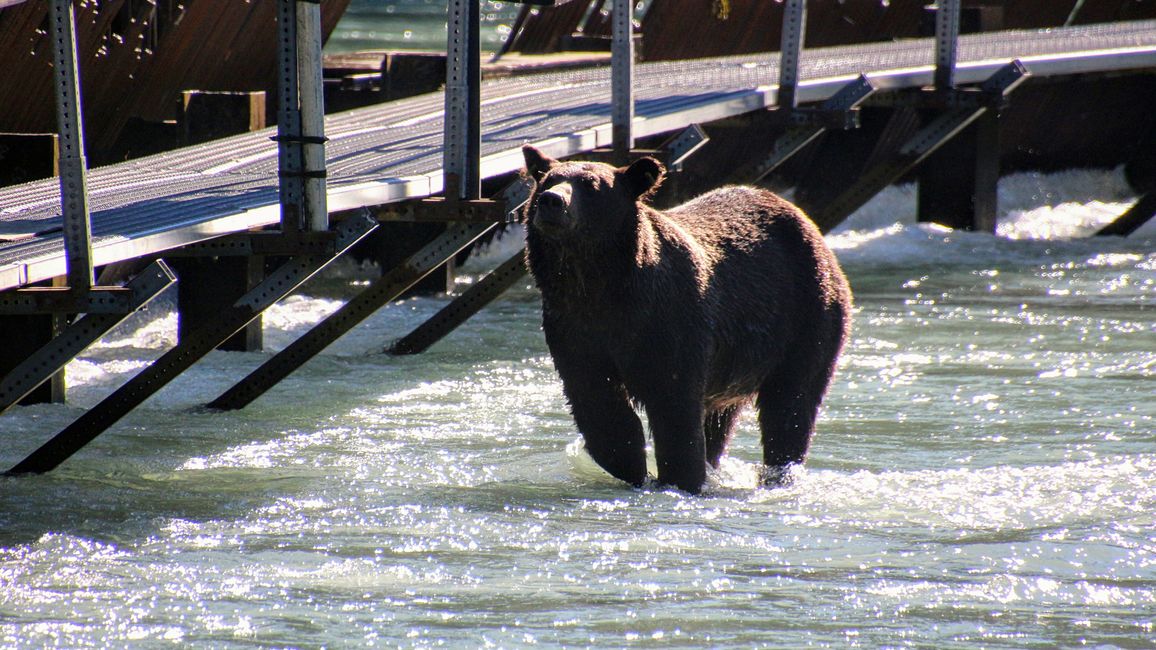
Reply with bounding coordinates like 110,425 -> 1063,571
778,0 -> 807,110
297,0 -> 328,230
445,0 -> 481,200
276,0 -> 304,230
934,0 -> 961,91
49,0 -> 93,291
611,0 -> 634,160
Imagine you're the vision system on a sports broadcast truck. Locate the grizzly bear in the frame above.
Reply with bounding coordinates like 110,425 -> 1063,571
522,145 -> 851,494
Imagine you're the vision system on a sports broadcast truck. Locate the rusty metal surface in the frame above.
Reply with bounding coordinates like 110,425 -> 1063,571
2,19 -> 1156,290
504,0 -> 1156,61
503,0 -> 603,55
0,0 -> 350,155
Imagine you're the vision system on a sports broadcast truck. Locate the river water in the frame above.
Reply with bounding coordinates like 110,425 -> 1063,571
1,166 -> 1153,647
324,0 -> 521,54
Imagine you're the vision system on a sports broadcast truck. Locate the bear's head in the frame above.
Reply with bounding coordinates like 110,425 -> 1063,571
522,145 -> 665,243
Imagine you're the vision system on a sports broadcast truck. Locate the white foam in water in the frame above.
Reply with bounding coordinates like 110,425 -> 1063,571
827,166 -> 1152,266
4,166 -> 1153,649
459,224 -> 528,273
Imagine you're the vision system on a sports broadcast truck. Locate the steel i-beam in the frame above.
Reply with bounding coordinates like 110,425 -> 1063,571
611,0 -> 634,160
5,215 -> 376,475
48,0 -> 93,291
0,261 -> 176,415
206,219 -> 499,411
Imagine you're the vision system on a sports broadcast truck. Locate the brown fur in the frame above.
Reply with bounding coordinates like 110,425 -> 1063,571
522,145 -> 851,493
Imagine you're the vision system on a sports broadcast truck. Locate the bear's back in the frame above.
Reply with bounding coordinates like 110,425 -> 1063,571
660,185 -> 849,395
662,186 -> 832,281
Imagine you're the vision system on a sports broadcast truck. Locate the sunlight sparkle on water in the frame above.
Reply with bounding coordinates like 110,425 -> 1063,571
2,167 -> 1153,647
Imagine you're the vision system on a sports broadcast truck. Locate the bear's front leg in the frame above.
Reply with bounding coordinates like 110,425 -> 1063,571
551,351 -> 647,487
569,385 -> 647,487
647,400 -> 708,494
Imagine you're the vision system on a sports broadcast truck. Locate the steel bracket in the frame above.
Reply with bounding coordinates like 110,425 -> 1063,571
776,75 -> 876,130
0,259 -> 177,315
367,197 -> 513,224
165,229 -> 341,258
658,123 -> 710,171
869,60 -> 1030,111
0,260 -> 175,415
737,76 -> 876,185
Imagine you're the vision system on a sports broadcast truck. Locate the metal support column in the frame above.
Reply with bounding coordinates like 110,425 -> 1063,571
445,0 -> 481,201
611,0 -> 634,161
48,0 -> 93,291
170,255 -> 266,351
297,0 -> 328,231
276,0 -> 305,230
918,109 -> 1001,232
778,0 -> 807,110
934,0 -> 961,91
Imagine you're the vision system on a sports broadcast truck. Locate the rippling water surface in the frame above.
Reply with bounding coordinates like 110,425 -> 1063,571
2,169 -> 1154,647
325,0 -> 520,54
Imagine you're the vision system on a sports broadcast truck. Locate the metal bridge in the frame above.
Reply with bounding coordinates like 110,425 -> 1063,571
2,0 -> 1155,473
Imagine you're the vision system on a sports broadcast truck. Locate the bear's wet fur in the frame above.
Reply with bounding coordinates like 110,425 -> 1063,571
522,145 -> 852,494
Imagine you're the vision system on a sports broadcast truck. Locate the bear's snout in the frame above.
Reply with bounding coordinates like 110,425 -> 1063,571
532,182 -> 573,232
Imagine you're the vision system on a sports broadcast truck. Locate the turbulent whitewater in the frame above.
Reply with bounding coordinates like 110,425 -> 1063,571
2,168 -> 1153,647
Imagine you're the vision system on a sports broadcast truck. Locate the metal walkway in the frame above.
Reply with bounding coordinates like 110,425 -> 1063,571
3,19 -> 1156,292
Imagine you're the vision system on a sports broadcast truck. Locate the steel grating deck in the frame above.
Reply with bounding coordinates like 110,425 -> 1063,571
2,20 -> 1155,291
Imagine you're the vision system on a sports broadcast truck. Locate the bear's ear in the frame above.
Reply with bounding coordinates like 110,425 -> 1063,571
522,145 -> 557,182
621,157 -> 666,200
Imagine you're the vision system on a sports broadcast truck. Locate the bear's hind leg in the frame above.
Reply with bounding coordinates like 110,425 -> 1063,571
755,355 -> 838,485
704,405 -> 742,469
648,401 -> 708,494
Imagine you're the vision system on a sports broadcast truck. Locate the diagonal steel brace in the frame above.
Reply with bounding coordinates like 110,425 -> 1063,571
206,220 -> 498,411
0,261 -> 176,415
809,60 -> 1027,232
5,215 -> 377,475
